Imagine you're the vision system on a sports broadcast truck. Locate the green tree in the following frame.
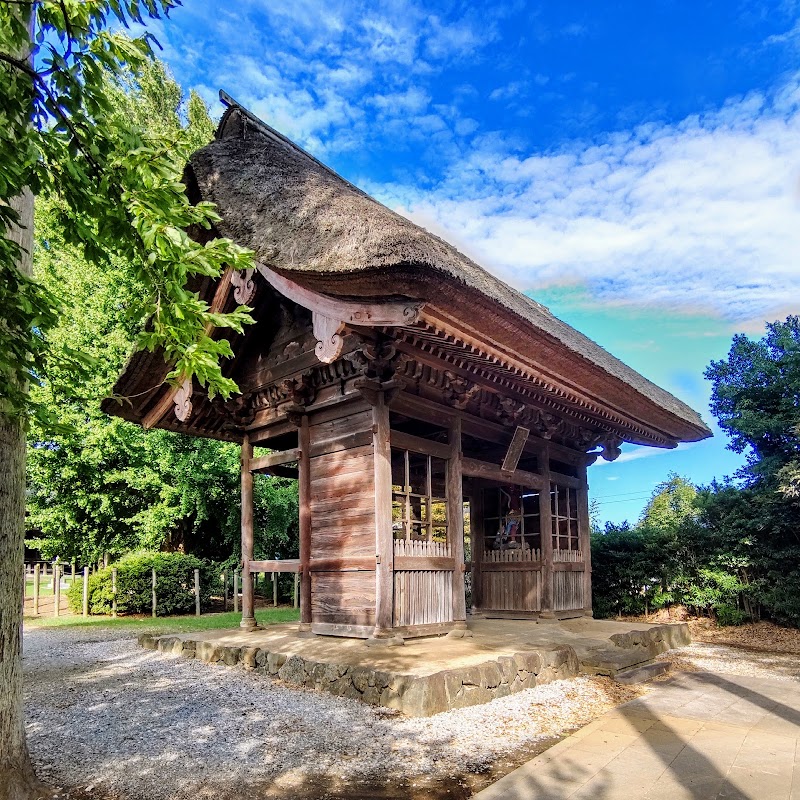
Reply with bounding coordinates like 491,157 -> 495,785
706,316 -> 800,481
1,5 -> 254,796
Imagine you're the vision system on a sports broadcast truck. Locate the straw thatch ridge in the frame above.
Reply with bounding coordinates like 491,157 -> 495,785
186,99 -> 709,437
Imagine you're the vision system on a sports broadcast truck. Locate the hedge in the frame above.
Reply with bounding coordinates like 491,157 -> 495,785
67,551 -> 221,616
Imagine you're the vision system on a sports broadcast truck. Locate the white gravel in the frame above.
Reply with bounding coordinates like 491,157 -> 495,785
23,625 -> 634,799
657,642 -> 800,682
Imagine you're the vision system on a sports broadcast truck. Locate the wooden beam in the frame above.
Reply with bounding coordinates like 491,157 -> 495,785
256,262 -> 424,327
461,457 -> 544,490
309,557 -> 375,572
502,426 -> 530,473
250,448 -> 301,473
372,392 -> 394,636
240,435 -> 257,629
249,559 -> 301,574
394,556 -> 455,571
448,417 -> 467,625
389,430 -> 450,460
298,418 -> 312,626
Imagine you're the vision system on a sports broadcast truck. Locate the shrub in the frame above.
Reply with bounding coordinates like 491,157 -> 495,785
715,604 -> 749,627
67,551 -> 221,616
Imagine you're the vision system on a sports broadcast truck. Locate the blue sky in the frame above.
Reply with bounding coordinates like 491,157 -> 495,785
148,0 -> 800,523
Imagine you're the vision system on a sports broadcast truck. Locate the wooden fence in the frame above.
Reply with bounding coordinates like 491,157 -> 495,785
22,562 -> 299,620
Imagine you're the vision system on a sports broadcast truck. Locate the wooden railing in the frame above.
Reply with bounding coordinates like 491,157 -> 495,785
483,547 -> 541,563
394,539 -> 451,558
553,549 -> 583,563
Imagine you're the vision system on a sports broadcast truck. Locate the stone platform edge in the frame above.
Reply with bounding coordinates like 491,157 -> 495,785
137,623 -> 689,717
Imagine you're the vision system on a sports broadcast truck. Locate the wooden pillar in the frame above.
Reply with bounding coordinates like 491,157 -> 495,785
372,392 -> 394,636
448,417 -> 466,626
578,463 -> 593,616
539,445 -> 554,619
298,415 -> 312,629
240,434 -> 257,629
470,487 -> 484,612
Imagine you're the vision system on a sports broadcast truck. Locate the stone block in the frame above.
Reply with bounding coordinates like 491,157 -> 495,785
514,650 -> 543,674
329,675 -> 353,697
323,662 -> 346,682
182,640 -> 196,653
240,647 -> 259,669
196,641 -> 223,663
157,636 -> 178,653
399,673 -> 449,717
443,670 -> 464,703
497,655 -> 518,683
222,646 -> 241,666
351,667 -> 371,693
370,670 -> 391,689
362,686 -> 382,706
495,682 -> 511,699
479,662 -> 503,689
267,651 -> 286,674
459,666 -> 482,687
138,634 -> 157,650
278,654 -> 307,685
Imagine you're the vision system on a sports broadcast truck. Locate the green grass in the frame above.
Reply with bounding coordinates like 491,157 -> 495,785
24,607 -> 300,633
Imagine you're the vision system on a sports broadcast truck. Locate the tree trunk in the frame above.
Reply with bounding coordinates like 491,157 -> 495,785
0,189 -> 46,799
2,13 -> 48,794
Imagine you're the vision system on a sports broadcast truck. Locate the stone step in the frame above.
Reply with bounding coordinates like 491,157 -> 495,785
614,661 -> 670,685
579,647 -> 651,676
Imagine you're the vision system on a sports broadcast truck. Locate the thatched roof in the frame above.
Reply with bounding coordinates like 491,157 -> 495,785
181,96 -> 709,444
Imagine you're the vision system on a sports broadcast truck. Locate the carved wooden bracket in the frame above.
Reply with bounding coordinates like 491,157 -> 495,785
345,337 -> 409,382
354,377 -> 405,407
230,267 -> 256,305
174,377 -> 193,422
255,262 -> 423,363
312,312 -> 345,363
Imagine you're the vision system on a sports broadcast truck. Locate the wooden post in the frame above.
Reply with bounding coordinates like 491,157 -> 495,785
112,568 -> 117,619
471,488 -> 484,612
71,561 -> 76,586
51,560 -> 57,594
293,573 -> 299,609
82,566 -> 89,618
151,567 -> 157,618
539,445 -> 554,619
233,569 -> 239,614
272,572 -> 278,607
53,565 -> 60,618
33,563 -> 40,616
240,434 -> 257,629
223,570 -> 228,612
372,392 -> 394,636
298,415 -> 312,629
448,417 -> 467,627
578,463 -> 593,616
194,568 -> 201,617
103,552 -> 109,569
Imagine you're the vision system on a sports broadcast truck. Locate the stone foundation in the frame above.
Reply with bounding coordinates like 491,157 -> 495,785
138,633 -> 580,717
137,621 -> 690,717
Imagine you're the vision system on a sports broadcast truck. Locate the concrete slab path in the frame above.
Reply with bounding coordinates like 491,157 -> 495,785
473,670 -> 800,800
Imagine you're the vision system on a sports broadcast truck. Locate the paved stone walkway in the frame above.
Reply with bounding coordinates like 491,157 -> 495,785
474,671 -> 800,799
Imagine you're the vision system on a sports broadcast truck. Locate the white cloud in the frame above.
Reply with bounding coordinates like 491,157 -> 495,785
379,76 -> 800,323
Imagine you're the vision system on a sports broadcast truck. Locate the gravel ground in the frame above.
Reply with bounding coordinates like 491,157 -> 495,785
23,626 -> 639,800
657,641 -> 800,682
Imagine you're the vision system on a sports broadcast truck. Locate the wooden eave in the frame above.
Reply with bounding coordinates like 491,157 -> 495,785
268,266 -> 711,448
